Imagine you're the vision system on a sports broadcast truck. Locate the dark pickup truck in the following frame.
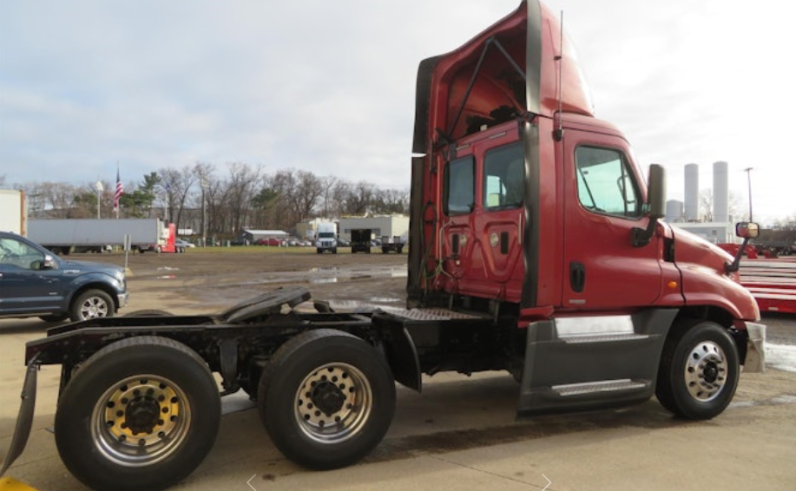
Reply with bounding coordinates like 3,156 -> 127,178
0,231 -> 129,322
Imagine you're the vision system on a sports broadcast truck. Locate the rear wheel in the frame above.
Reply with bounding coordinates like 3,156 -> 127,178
656,321 -> 739,419
70,289 -> 115,322
55,336 -> 220,491
258,329 -> 395,469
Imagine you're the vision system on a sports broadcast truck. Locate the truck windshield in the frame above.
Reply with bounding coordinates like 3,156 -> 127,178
318,232 -> 335,238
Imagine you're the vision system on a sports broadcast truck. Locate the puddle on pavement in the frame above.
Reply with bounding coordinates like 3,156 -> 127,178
157,266 -> 180,271
367,296 -> 401,303
308,267 -> 339,272
310,278 -> 338,284
157,275 -> 177,279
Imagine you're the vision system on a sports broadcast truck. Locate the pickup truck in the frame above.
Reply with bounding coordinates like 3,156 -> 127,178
0,231 -> 129,322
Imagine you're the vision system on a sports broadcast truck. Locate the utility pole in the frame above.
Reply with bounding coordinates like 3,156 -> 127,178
743,167 -> 754,222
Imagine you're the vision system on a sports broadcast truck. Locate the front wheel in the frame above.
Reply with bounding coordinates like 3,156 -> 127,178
258,329 -> 395,469
70,289 -> 115,321
656,321 -> 739,420
55,336 -> 221,491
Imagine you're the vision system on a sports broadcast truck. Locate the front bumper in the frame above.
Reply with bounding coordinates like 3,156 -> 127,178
117,292 -> 130,309
744,322 -> 766,373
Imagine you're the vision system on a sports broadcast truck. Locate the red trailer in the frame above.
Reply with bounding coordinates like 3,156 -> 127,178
739,257 -> 796,314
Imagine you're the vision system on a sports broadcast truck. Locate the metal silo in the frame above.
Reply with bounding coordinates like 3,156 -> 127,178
684,163 -> 699,221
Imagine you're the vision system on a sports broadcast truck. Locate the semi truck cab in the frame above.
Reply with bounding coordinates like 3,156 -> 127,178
406,0 -> 764,414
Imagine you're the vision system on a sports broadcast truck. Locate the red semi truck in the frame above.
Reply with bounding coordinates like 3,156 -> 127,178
0,2 -> 765,491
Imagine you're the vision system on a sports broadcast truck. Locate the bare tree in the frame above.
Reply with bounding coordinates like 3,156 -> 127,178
159,167 -> 197,231
343,181 -> 375,216
294,170 -> 324,221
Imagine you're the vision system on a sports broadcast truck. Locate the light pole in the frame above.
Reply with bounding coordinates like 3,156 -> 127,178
201,177 -> 208,247
95,181 -> 104,219
743,167 -> 753,222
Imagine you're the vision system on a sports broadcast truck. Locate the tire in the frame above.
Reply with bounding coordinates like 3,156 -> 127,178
124,309 -> 174,317
55,336 -> 221,491
257,329 -> 395,470
655,321 -> 739,420
317,248 -> 322,254
39,313 -> 69,323
70,289 -> 115,322
332,248 -> 337,254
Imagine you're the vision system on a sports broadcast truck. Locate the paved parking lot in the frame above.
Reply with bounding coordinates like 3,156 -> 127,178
2,250 -> 795,491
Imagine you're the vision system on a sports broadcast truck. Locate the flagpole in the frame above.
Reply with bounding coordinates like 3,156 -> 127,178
114,163 -> 124,219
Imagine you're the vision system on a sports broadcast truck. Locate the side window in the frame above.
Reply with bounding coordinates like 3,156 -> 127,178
575,146 -> 641,218
444,155 -> 475,215
483,142 -> 524,210
0,238 -> 44,270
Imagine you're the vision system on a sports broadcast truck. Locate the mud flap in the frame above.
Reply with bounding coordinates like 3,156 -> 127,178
743,322 -> 766,373
0,361 -> 39,478
517,310 -> 676,416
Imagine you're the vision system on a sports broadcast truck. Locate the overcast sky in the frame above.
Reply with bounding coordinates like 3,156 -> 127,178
1,0 -> 794,224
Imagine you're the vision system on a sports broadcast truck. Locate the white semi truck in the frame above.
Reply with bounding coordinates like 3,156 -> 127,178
315,221 -> 338,254
28,218 -> 176,254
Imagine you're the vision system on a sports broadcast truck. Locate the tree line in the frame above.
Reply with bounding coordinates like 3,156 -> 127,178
10,164 -> 409,238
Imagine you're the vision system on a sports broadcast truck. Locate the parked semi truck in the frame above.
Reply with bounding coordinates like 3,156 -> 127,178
0,3 -> 766,491
350,228 -> 372,253
28,218 -> 179,254
315,221 -> 338,254
0,189 -> 27,236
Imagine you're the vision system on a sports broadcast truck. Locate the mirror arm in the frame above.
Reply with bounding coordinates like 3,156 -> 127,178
632,216 -> 659,248
725,237 -> 751,274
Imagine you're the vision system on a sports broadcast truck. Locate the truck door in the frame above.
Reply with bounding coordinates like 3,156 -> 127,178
561,130 -> 662,309
442,128 -> 525,301
0,236 -> 64,314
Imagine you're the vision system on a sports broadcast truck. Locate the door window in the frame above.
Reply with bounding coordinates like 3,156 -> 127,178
0,237 -> 44,270
444,155 -> 475,215
483,143 -> 524,210
575,146 -> 641,218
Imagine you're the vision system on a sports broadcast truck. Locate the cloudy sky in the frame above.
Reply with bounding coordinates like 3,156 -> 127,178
1,0 -> 794,223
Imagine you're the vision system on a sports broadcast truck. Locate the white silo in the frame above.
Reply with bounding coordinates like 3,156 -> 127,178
713,161 -> 729,223
684,163 -> 699,221
665,200 -> 684,222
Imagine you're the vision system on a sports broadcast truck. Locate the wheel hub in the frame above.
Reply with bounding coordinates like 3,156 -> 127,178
311,381 -> 346,415
92,375 -> 191,466
125,397 -> 161,435
294,363 -> 373,444
684,341 -> 728,402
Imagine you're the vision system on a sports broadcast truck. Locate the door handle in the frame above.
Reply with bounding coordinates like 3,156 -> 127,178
569,262 -> 586,293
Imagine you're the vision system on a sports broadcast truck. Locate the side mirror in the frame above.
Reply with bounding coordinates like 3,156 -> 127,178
736,222 -> 760,239
726,222 -> 760,273
647,164 -> 666,219
43,255 -> 56,269
632,164 -> 666,247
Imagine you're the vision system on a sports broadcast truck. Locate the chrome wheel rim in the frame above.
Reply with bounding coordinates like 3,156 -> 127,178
91,375 -> 191,466
294,363 -> 372,444
80,296 -> 109,319
684,341 -> 728,402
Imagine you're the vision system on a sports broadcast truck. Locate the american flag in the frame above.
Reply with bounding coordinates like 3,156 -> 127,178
113,168 -> 124,213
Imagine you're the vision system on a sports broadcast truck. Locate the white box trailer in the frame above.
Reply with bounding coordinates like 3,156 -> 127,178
0,189 -> 27,236
28,218 -> 169,254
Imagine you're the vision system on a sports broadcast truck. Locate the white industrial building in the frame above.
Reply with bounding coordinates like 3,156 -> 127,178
337,215 -> 409,242
667,161 -> 735,244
